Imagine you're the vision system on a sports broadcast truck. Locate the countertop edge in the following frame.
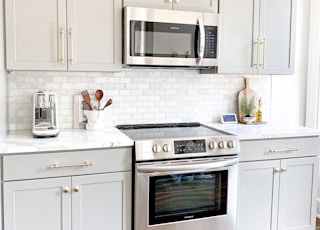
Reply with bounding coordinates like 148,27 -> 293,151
0,127 -> 134,155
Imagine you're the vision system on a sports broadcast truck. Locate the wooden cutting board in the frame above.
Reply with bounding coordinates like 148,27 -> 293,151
238,78 -> 258,123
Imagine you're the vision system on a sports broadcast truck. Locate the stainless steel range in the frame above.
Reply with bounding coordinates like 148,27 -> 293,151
117,122 -> 239,230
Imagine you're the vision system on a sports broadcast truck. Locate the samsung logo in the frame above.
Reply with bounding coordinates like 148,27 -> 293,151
170,27 -> 180,30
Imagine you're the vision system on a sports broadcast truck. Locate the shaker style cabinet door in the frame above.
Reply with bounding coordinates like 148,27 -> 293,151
3,177 -> 72,230
67,0 -> 122,71
172,0 -> 218,13
257,0 -> 296,74
123,0 -> 172,9
277,157 -> 318,230
218,0 -> 258,74
237,160 -> 280,230
219,0 -> 296,74
72,172 -> 132,230
123,0 -> 218,12
5,0 -> 67,71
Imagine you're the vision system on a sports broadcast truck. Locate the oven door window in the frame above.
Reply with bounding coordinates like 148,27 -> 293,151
130,21 -> 198,58
149,170 -> 228,225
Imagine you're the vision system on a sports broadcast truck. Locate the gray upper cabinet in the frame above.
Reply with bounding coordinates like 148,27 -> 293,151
218,0 -> 296,75
5,0 -> 122,72
123,0 -> 218,13
5,0 -> 66,71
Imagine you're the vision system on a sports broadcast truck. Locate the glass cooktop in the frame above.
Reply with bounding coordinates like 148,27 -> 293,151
116,122 -> 230,140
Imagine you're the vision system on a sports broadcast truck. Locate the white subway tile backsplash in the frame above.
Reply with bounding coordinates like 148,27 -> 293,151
8,69 -> 271,131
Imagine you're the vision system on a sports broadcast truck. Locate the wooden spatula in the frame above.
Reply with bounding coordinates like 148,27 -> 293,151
82,101 -> 91,111
81,90 -> 93,110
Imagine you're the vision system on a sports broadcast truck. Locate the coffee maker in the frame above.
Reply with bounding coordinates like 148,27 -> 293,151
32,91 -> 59,137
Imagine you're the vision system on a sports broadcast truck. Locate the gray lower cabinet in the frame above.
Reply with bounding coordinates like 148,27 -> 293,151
219,0 -> 296,75
237,137 -> 319,230
2,148 -> 132,230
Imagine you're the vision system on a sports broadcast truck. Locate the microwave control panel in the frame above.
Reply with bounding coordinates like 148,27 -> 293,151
204,26 -> 217,58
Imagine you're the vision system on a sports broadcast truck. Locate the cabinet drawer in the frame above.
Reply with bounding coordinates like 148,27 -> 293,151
3,148 -> 132,181
239,137 -> 320,162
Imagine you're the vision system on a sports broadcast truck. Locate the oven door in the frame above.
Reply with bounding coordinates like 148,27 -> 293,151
123,7 -> 220,67
134,157 -> 238,230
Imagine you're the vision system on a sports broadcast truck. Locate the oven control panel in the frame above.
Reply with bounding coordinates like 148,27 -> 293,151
174,139 -> 206,154
135,136 -> 240,161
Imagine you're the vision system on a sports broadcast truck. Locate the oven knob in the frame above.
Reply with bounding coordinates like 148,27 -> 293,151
163,144 -> 172,152
218,141 -> 226,149
227,140 -> 236,148
208,141 -> 217,149
152,144 -> 162,153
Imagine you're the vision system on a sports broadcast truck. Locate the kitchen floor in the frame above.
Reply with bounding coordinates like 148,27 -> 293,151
317,218 -> 320,229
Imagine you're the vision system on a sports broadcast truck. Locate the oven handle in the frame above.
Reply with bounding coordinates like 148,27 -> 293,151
137,158 -> 238,174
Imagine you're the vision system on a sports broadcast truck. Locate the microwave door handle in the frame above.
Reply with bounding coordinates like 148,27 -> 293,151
137,158 -> 238,174
130,21 -> 137,56
197,17 -> 205,65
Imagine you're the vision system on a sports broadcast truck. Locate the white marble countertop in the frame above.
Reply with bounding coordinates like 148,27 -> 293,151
0,126 -> 134,154
205,122 -> 320,140
1,123 -> 319,154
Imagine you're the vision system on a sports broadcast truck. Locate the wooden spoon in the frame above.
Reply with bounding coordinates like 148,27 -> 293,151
101,98 -> 112,110
95,89 -> 104,110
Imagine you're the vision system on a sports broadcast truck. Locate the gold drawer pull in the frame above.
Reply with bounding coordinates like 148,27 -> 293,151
50,161 -> 93,169
268,148 -> 298,153
274,168 -> 287,173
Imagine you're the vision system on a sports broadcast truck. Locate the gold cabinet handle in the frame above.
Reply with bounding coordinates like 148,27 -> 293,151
274,168 -> 280,173
253,38 -> 260,68
268,148 -> 298,153
259,38 -> 266,68
49,161 -> 93,169
59,27 -> 65,64
74,186 -> 80,192
69,28 -> 74,64
274,168 -> 287,173
63,187 -> 70,194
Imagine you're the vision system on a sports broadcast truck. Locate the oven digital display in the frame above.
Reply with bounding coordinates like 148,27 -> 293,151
174,139 -> 206,154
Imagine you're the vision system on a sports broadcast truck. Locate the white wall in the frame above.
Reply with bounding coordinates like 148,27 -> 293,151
0,0 -> 7,139
271,0 -> 311,126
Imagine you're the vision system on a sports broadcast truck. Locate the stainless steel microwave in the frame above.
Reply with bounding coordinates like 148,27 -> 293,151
123,7 -> 220,69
